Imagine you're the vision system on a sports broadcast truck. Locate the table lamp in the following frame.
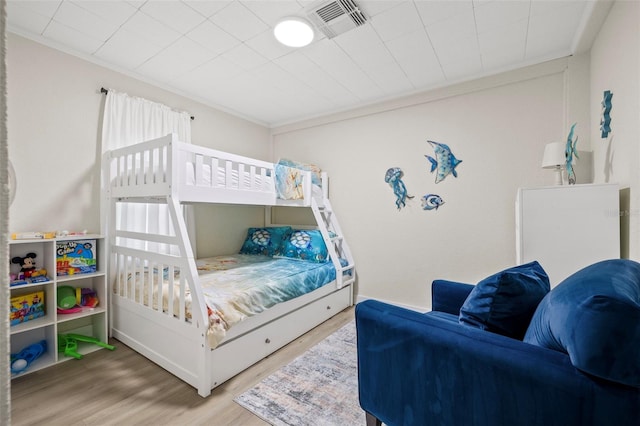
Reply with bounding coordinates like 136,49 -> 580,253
541,142 -> 565,185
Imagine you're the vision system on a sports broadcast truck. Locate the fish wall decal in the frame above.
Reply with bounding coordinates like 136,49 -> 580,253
425,140 -> 462,183
385,167 -> 414,210
421,194 -> 444,211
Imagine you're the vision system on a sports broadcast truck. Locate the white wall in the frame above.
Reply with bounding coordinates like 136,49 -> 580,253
7,33 -> 271,256
272,61 -> 573,309
269,1 -> 639,309
11,6 -> 634,310
589,0 -> 640,259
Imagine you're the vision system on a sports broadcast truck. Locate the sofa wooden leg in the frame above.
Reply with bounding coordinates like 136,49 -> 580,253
365,411 -> 382,426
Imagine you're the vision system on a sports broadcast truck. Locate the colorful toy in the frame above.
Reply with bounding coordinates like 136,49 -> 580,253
58,334 -> 115,359
10,291 -> 45,326
10,274 -> 49,286
12,252 -> 37,278
57,286 -> 77,309
56,239 -> 97,276
10,340 -> 47,374
57,287 -> 99,314
78,287 -> 99,308
10,252 -> 48,286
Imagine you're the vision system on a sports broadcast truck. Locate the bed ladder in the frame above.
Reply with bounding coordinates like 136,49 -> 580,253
311,198 -> 356,289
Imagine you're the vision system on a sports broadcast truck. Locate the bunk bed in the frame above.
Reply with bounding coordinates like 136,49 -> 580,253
102,133 -> 355,397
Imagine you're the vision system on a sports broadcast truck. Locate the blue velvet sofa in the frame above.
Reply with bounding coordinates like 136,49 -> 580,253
356,259 -> 640,426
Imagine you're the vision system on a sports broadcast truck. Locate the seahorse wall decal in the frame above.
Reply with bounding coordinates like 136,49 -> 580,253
565,123 -> 579,185
384,167 -> 414,210
601,90 -> 613,138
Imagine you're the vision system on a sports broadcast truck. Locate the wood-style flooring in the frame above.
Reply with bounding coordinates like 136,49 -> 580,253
11,306 -> 355,426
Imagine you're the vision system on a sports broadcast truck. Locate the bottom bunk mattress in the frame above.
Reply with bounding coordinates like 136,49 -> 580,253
117,254 -> 342,348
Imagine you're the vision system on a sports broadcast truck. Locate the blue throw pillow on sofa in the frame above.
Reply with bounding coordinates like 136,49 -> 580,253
524,259 -> 640,388
459,261 -> 550,340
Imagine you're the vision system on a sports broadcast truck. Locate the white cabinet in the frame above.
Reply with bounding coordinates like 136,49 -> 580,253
8,235 -> 107,377
516,184 -> 620,287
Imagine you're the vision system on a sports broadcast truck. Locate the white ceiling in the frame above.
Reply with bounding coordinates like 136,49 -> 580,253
7,0 -> 602,127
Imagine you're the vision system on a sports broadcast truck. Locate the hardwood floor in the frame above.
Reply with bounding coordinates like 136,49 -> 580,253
11,306 -> 355,426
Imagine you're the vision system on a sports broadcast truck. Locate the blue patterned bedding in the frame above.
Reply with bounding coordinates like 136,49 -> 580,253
196,254 -> 340,346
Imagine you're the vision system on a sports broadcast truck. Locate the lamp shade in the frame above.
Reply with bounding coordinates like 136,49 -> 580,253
541,142 -> 566,185
541,142 -> 565,169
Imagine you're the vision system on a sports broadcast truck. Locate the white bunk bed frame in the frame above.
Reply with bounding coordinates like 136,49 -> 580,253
102,133 -> 355,397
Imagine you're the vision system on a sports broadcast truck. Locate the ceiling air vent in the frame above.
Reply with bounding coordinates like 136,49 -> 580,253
306,0 -> 368,39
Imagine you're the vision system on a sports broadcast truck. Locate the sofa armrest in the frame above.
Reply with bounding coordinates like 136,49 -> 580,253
356,299 -> 639,426
431,279 -> 474,315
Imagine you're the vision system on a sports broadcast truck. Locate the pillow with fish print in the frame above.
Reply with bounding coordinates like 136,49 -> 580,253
239,226 -> 291,257
275,229 -> 329,263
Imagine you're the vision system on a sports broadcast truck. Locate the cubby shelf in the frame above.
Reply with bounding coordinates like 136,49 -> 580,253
8,234 -> 108,378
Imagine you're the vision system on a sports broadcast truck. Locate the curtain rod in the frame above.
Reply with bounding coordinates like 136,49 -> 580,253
100,87 -> 194,121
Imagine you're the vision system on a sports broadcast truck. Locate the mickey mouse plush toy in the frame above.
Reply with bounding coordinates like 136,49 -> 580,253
12,252 -> 38,278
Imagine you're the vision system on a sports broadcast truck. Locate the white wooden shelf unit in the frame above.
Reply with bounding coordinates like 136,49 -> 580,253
8,234 -> 107,377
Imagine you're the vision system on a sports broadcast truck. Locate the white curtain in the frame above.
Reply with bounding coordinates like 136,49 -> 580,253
101,90 -> 191,152
101,89 -> 196,255
0,1 -> 11,424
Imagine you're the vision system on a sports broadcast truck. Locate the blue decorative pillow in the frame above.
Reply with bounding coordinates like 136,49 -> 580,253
238,226 -> 291,257
459,261 -> 550,340
524,259 -> 640,387
275,229 -> 329,263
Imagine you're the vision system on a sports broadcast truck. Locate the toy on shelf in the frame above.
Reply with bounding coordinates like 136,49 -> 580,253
10,291 -> 45,326
58,334 -> 115,359
56,239 -> 97,276
11,231 -> 55,240
12,252 -> 37,277
56,230 -> 88,237
10,252 -> 50,286
57,286 -> 99,314
11,340 -> 47,374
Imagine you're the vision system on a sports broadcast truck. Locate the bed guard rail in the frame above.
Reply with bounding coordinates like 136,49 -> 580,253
104,133 -> 318,206
110,229 -> 208,336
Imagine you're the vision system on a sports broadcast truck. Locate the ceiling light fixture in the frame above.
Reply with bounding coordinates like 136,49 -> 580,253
274,17 -> 314,47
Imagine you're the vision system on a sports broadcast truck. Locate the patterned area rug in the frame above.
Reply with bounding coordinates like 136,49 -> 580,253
235,321 -> 364,426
